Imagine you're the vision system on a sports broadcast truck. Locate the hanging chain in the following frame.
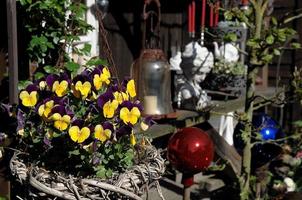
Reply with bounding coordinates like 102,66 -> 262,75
95,5 -> 120,84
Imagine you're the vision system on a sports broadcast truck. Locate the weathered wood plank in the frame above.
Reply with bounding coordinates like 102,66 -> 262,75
6,0 -> 18,104
206,126 -> 242,175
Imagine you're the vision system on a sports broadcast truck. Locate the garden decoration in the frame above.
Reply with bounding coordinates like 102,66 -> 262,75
233,113 -> 283,169
167,127 -> 214,200
131,0 -> 173,116
206,0 -> 302,198
9,2 -> 165,199
171,0 -> 217,111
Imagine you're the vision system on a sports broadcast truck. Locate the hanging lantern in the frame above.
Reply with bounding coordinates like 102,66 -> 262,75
131,0 -> 173,116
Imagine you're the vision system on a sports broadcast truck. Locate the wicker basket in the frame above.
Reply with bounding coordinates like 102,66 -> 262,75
10,145 -> 165,200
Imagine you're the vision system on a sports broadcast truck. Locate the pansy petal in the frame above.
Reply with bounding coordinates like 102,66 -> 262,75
51,113 -> 62,121
104,129 -> 112,139
131,107 -> 141,118
127,79 -> 136,98
54,120 -> 68,131
120,107 -> 129,124
129,115 -> 138,125
38,105 -> 45,116
62,115 -> 71,124
130,133 -> 136,146
69,126 -> 80,142
78,127 -> 90,143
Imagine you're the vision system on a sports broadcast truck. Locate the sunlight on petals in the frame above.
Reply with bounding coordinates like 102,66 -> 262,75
114,91 -> 129,104
52,80 -> 68,97
100,67 -> 111,84
19,91 -> 38,107
94,124 -> 111,142
103,100 -> 118,118
75,81 -> 91,99
69,126 -> 90,143
38,100 -> 54,118
120,107 -> 141,125
93,74 -> 103,90
51,113 -> 71,131
126,79 -> 136,98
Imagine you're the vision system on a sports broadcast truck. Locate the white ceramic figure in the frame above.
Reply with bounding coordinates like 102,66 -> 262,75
213,41 -> 240,63
169,51 -> 182,71
175,41 -> 214,110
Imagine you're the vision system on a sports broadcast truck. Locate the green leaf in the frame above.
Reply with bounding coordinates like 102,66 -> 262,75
262,54 -> 273,63
224,33 -> 238,42
86,58 -> 108,66
291,42 -> 301,49
293,120 -> 302,127
44,65 -> 58,74
105,169 -> 113,177
69,149 -> 80,156
273,49 -> 281,56
32,137 -> 41,143
18,80 -> 33,90
53,132 -> 61,138
34,72 -> 45,80
65,62 -> 80,73
80,43 -> 92,56
271,17 -> 278,26
266,35 -> 275,45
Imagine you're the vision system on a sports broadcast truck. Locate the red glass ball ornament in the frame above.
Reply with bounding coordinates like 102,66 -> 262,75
167,127 -> 214,174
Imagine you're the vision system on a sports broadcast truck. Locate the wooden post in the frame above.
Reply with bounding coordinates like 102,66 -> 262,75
6,0 -> 18,104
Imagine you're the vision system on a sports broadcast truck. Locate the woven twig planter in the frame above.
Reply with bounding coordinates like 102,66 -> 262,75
10,145 -> 165,200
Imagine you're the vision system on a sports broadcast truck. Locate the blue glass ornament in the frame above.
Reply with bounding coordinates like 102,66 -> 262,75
253,113 -> 280,141
233,113 -> 283,169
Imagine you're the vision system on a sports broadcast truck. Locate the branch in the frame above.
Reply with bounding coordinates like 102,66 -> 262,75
252,90 -> 286,110
251,134 -> 301,147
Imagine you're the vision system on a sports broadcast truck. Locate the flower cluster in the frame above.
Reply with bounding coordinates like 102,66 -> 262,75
213,58 -> 245,76
17,65 -> 150,177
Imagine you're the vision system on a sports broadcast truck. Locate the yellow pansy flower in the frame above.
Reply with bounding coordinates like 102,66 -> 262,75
69,126 -> 90,143
19,91 -> 38,107
93,67 -> 111,90
94,124 -> 111,142
75,81 -> 91,99
103,100 -> 118,118
51,113 -> 71,131
38,100 -> 54,118
93,74 -> 103,90
120,107 -> 141,125
113,91 -> 129,104
126,79 -> 136,98
100,67 -> 111,84
52,80 -> 68,97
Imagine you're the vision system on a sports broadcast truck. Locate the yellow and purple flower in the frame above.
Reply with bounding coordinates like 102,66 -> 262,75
122,78 -> 136,98
94,122 -> 113,142
19,84 -> 39,107
119,101 -> 141,125
68,119 -> 90,143
49,105 -> 73,131
91,66 -> 111,91
46,74 -> 70,97
72,74 -> 92,99
97,91 -> 119,118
